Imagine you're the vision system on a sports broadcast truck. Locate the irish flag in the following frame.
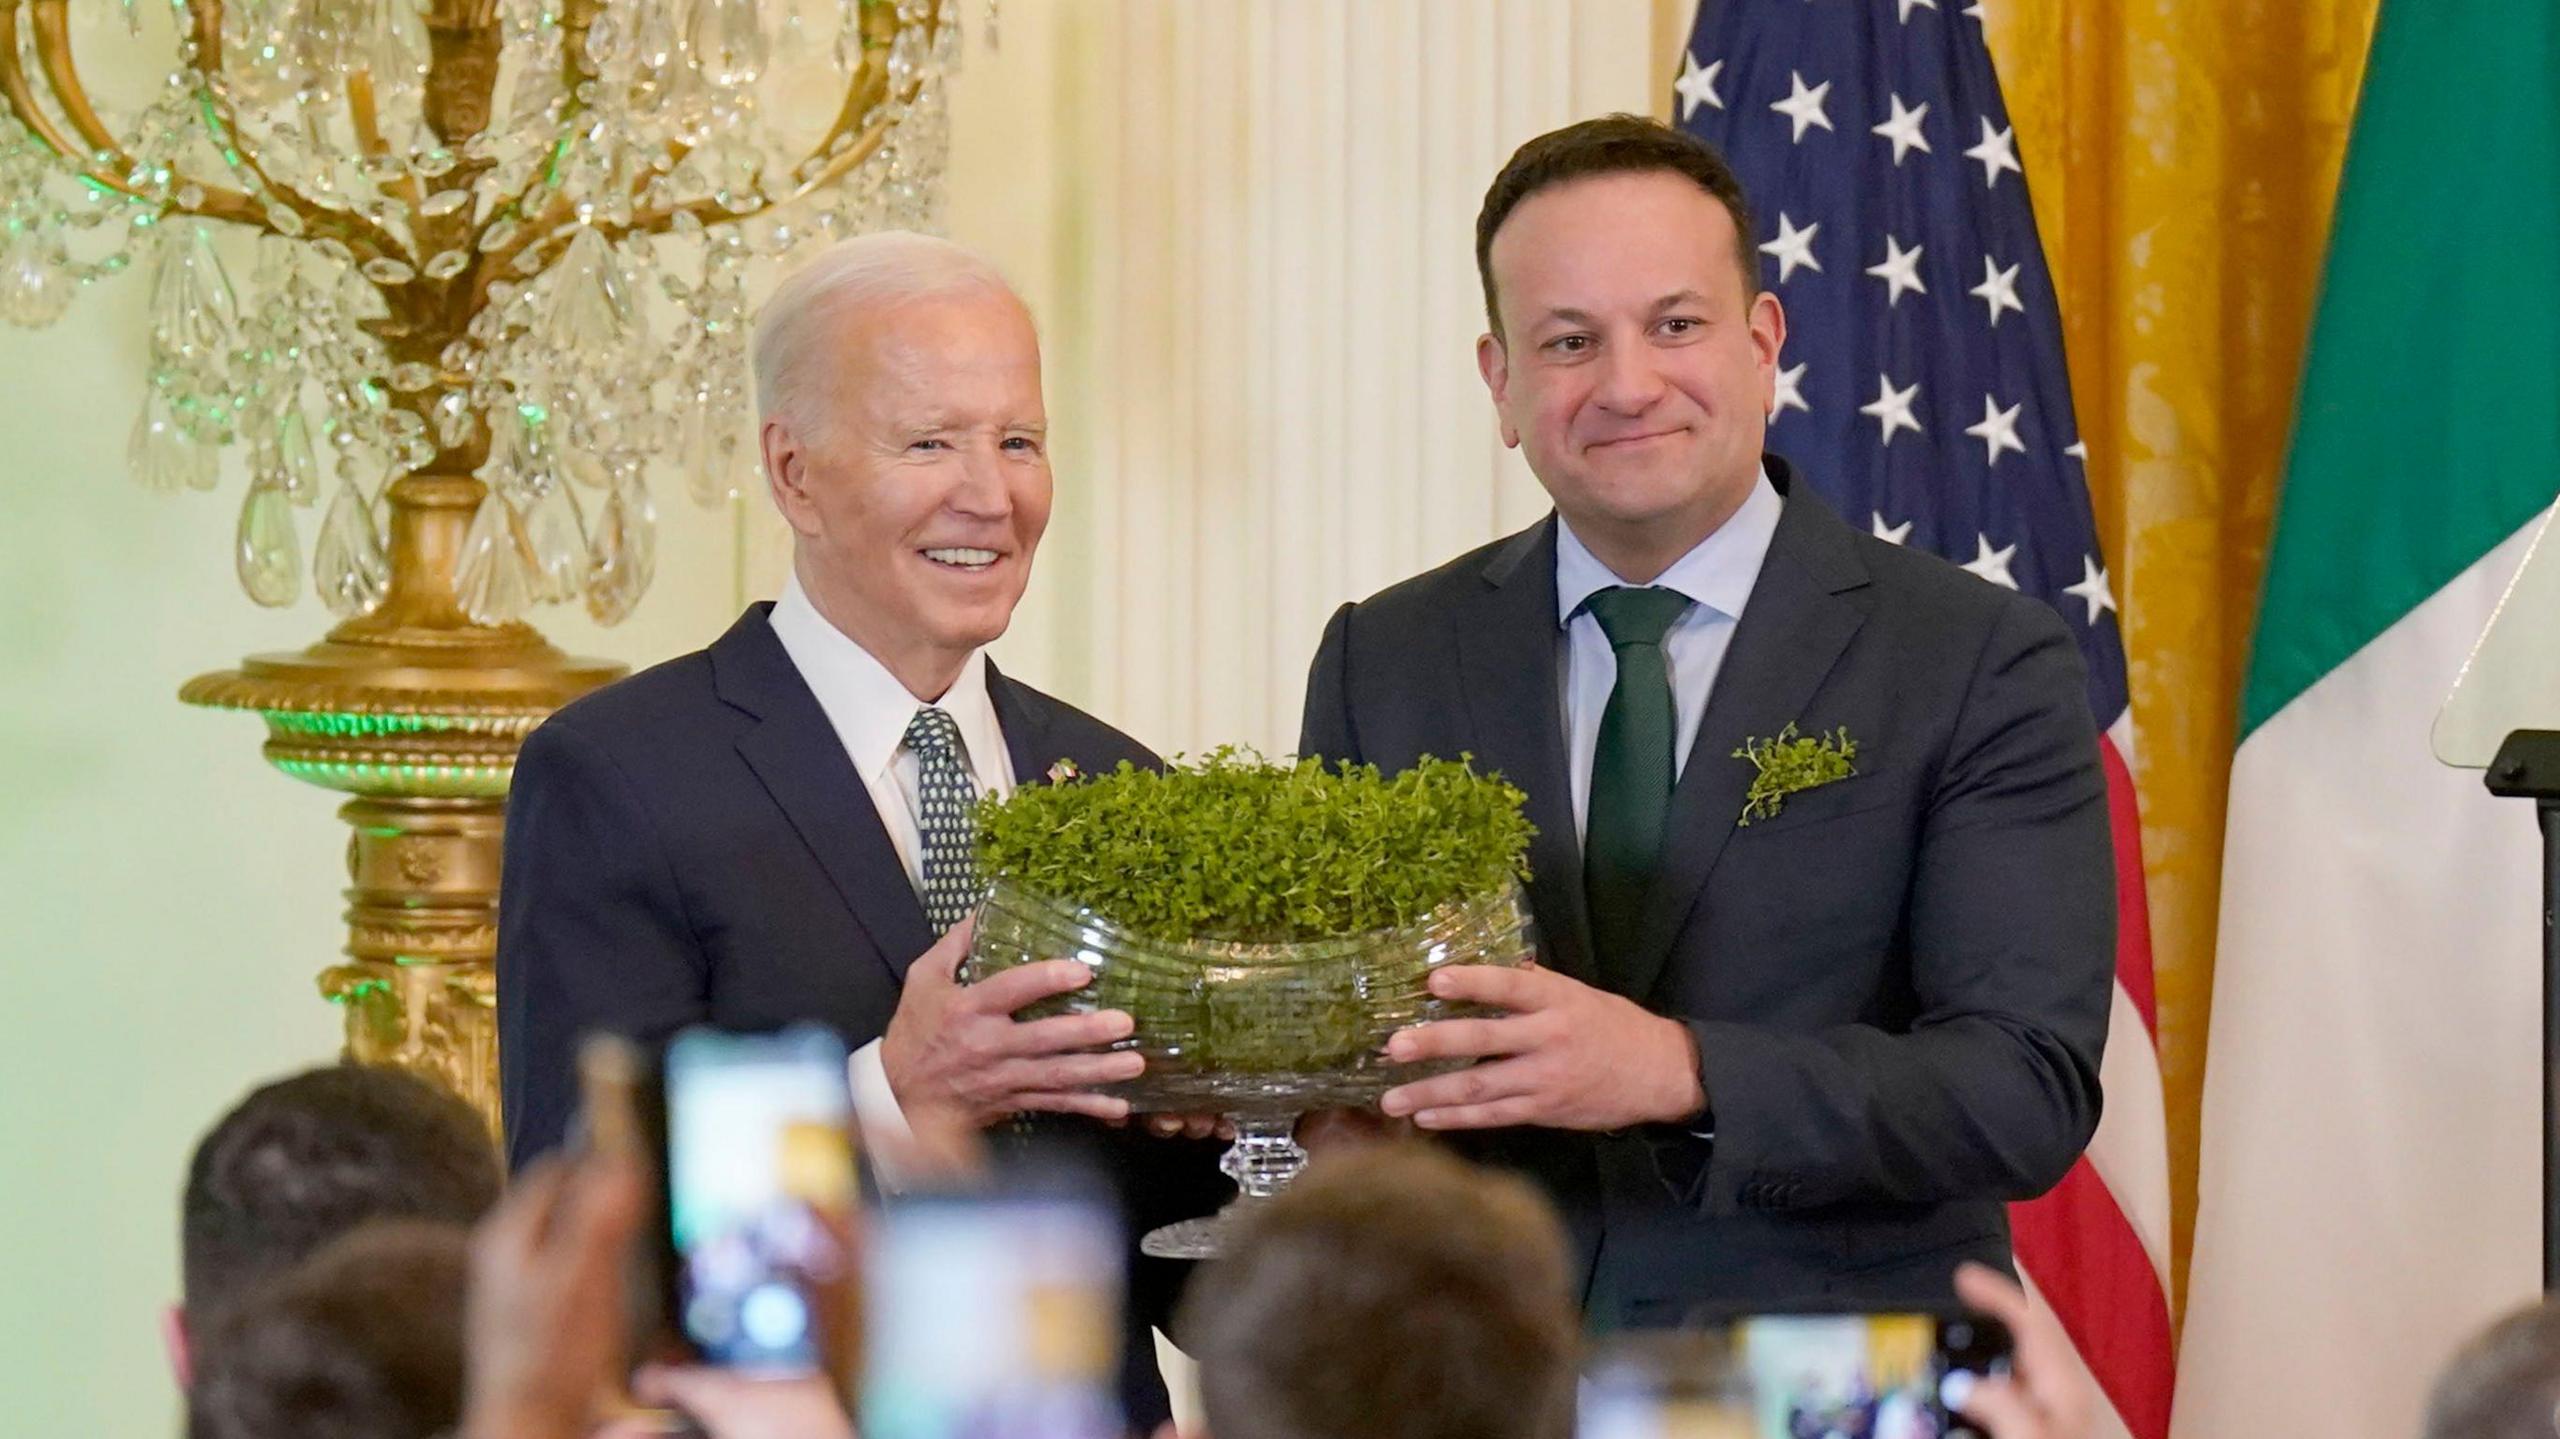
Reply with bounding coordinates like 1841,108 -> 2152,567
2173,1 -> 2560,1433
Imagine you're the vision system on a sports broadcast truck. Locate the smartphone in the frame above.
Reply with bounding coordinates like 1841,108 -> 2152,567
653,1024 -> 860,1376
1582,1312 -> 2015,1439
1737,1312 -> 2014,1439
859,1165 -> 1126,1439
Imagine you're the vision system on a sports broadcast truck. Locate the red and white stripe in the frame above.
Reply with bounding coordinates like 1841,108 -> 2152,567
2007,713 -> 2175,1439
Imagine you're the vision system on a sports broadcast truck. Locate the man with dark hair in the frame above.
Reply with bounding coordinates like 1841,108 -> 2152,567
171,1063 -> 502,1388
185,1220 -> 471,1439
1300,112 -> 2112,1319
1179,1144 -> 1578,1439
2424,1301 -> 2560,1439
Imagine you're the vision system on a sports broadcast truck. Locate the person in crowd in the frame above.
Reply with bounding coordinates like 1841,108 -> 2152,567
185,1219 -> 472,1439
1177,1143 -> 1581,1439
2421,1298 -> 2560,1439
171,1062 -> 502,1389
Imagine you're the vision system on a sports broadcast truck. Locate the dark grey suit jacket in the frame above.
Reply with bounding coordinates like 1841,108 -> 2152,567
1297,457 -> 2113,1321
496,604 -> 1225,1425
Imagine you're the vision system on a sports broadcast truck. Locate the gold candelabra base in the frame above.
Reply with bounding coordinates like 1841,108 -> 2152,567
182,469 -> 626,1132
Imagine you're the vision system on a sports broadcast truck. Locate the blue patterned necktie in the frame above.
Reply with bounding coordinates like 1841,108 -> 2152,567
902,705 -> 981,934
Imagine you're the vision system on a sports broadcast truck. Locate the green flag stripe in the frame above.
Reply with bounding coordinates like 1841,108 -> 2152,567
2238,0 -> 2560,741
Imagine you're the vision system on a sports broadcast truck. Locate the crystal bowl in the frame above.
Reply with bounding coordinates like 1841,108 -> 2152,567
963,878 -> 1535,1258
965,878 -> 1534,1114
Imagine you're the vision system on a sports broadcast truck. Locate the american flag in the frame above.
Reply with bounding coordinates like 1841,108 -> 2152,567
1673,5 -> 2174,1437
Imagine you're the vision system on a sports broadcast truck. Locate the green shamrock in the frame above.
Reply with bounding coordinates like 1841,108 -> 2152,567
1732,723 -> 1859,826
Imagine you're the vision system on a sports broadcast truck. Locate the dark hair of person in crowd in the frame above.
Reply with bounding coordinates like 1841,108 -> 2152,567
174,1063 -> 501,1381
185,1220 -> 471,1439
1177,1142 -> 1579,1439
2423,1299 -> 2560,1439
1474,112 -> 1760,339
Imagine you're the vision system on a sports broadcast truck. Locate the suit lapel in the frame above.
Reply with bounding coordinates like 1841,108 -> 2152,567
986,664 -> 1063,788
1619,469 -> 1872,1003
1456,519 -> 1598,984
711,606 -> 935,981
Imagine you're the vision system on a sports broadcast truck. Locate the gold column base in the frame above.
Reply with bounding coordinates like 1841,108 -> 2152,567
182,469 -> 629,1132
185,637 -> 624,1131
320,797 -> 508,1125
184,614 -> 624,1133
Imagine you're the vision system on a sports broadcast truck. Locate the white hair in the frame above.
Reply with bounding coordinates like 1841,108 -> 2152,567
749,231 -> 1021,433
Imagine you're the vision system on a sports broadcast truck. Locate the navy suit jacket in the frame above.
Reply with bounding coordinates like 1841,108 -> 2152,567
1297,457 -> 2114,1321
496,604 -> 1224,1423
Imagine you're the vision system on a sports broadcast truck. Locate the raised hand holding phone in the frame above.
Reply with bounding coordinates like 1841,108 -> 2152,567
458,1150 -> 647,1439
1947,1263 -> 2091,1439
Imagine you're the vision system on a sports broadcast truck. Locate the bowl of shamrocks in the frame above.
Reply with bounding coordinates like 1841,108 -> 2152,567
964,748 -> 1536,1257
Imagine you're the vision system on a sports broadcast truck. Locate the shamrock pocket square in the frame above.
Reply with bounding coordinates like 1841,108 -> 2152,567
1732,723 -> 1859,826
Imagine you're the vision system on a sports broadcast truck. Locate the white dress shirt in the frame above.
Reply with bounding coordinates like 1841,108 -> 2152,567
1556,468 -> 1783,844
767,572 -> 1019,1168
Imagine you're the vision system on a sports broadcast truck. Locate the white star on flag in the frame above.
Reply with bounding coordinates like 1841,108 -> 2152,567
1872,93 -> 1933,166
1962,534 -> 2020,589
1675,53 -> 1724,120
1760,212 -> 1823,282
1871,512 -> 1914,544
2063,555 -> 2118,623
1964,392 -> 2027,466
1866,235 -> 1929,307
1898,0 -> 1940,18
2065,439 -> 2089,462
1858,372 -> 1924,446
1771,71 -> 1836,143
1971,255 -> 2024,326
1964,118 -> 2024,187
1770,360 -> 1810,419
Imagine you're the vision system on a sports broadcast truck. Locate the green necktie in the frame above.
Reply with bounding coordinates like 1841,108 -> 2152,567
1582,585 -> 1694,993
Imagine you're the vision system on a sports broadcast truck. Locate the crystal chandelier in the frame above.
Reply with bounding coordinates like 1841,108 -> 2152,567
0,0 -> 963,1122
4,0 -> 959,623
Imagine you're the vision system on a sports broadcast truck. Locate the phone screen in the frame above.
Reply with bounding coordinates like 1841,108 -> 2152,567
1741,1314 -> 1972,1438
662,1025 -> 857,1374
860,1179 -> 1125,1439
1581,1313 -> 2013,1439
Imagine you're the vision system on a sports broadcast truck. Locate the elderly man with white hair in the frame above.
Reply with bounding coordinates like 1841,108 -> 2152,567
495,232 -> 1225,1427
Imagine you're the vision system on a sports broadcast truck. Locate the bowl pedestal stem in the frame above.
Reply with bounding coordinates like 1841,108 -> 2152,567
1138,1112 -> 1309,1260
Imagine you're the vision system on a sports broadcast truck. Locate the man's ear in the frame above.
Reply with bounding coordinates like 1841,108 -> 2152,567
1749,290 -> 1787,378
162,1304 -> 192,1391
1475,332 -> 1521,449
759,417 -> 823,540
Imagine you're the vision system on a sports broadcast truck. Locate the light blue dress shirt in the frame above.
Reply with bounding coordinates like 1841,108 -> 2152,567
1556,469 -> 1785,847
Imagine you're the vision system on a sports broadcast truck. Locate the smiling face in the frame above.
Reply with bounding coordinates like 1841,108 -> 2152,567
1477,169 -> 1785,581
760,285 -> 1053,699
